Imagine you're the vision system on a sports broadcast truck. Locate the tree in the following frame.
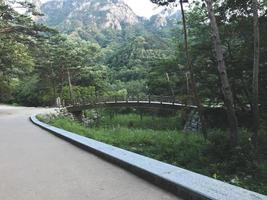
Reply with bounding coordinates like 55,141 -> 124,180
0,0 -> 55,104
151,0 -> 239,145
204,0 -> 238,146
37,35 -> 104,102
151,0 -> 208,136
179,0 -> 207,137
251,0 -> 260,142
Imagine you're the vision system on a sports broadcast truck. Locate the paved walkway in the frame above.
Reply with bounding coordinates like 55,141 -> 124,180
0,105 -> 179,200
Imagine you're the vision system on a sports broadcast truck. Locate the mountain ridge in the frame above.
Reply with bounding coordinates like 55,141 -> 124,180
39,0 -> 180,35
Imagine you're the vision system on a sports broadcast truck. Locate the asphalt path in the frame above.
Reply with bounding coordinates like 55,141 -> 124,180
0,105 -> 179,200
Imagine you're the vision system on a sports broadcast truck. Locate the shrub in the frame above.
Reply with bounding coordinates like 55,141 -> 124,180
204,130 -> 255,175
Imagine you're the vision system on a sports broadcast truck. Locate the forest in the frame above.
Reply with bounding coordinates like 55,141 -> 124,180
0,0 -> 267,195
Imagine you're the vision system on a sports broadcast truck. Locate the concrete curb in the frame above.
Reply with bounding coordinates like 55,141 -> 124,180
30,115 -> 267,200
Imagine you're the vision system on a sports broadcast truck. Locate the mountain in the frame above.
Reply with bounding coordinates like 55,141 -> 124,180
39,0 -> 180,46
31,0 -> 42,11
40,0 -> 139,31
148,9 -> 181,28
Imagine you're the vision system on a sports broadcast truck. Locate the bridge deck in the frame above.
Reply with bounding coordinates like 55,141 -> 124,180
67,100 -> 198,112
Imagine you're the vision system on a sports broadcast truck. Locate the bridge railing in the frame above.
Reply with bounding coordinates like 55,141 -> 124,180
65,95 -> 188,107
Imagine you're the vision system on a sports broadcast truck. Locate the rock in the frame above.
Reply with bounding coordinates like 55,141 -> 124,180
183,110 -> 202,132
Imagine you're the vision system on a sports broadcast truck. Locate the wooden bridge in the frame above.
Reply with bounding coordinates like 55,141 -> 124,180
64,96 -> 227,129
65,96 -> 198,113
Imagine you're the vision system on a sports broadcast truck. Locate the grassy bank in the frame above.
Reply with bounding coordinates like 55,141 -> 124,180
38,112 -> 267,195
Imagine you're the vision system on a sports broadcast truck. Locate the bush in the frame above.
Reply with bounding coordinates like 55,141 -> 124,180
204,130 -> 255,175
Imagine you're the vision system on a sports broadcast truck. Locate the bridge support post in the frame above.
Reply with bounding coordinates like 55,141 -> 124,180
139,111 -> 143,121
109,112 -> 114,120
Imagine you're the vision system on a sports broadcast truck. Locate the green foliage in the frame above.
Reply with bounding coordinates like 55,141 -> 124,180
148,58 -> 183,96
0,77 -> 13,102
204,130 -> 255,175
202,130 -> 267,193
105,35 -> 174,97
61,86 -> 96,102
15,75 -> 53,106
0,0 -> 55,104
46,115 -> 206,168
0,37 -> 35,103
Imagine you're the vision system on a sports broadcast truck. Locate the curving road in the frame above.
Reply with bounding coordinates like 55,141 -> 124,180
0,105 -> 179,200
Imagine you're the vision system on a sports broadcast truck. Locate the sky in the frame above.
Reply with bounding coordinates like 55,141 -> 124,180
124,0 -> 163,18
40,0 -> 164,18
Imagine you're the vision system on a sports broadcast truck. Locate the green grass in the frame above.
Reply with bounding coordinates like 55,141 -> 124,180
38,113 -> 267,195
47,116 -> 205,168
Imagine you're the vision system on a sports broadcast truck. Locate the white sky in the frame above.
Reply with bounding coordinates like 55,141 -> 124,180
124,0 -> 163,18
40,0 -> 164,18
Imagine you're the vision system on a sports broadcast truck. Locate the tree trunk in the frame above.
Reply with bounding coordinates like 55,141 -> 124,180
67,68 -> 74,102
166,72 -> 175,97
59,67 -> 65,100
180,0 -> 207,138
252,0 -> 260,142
51,69 -> 56,102
205,0 -> 238,146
